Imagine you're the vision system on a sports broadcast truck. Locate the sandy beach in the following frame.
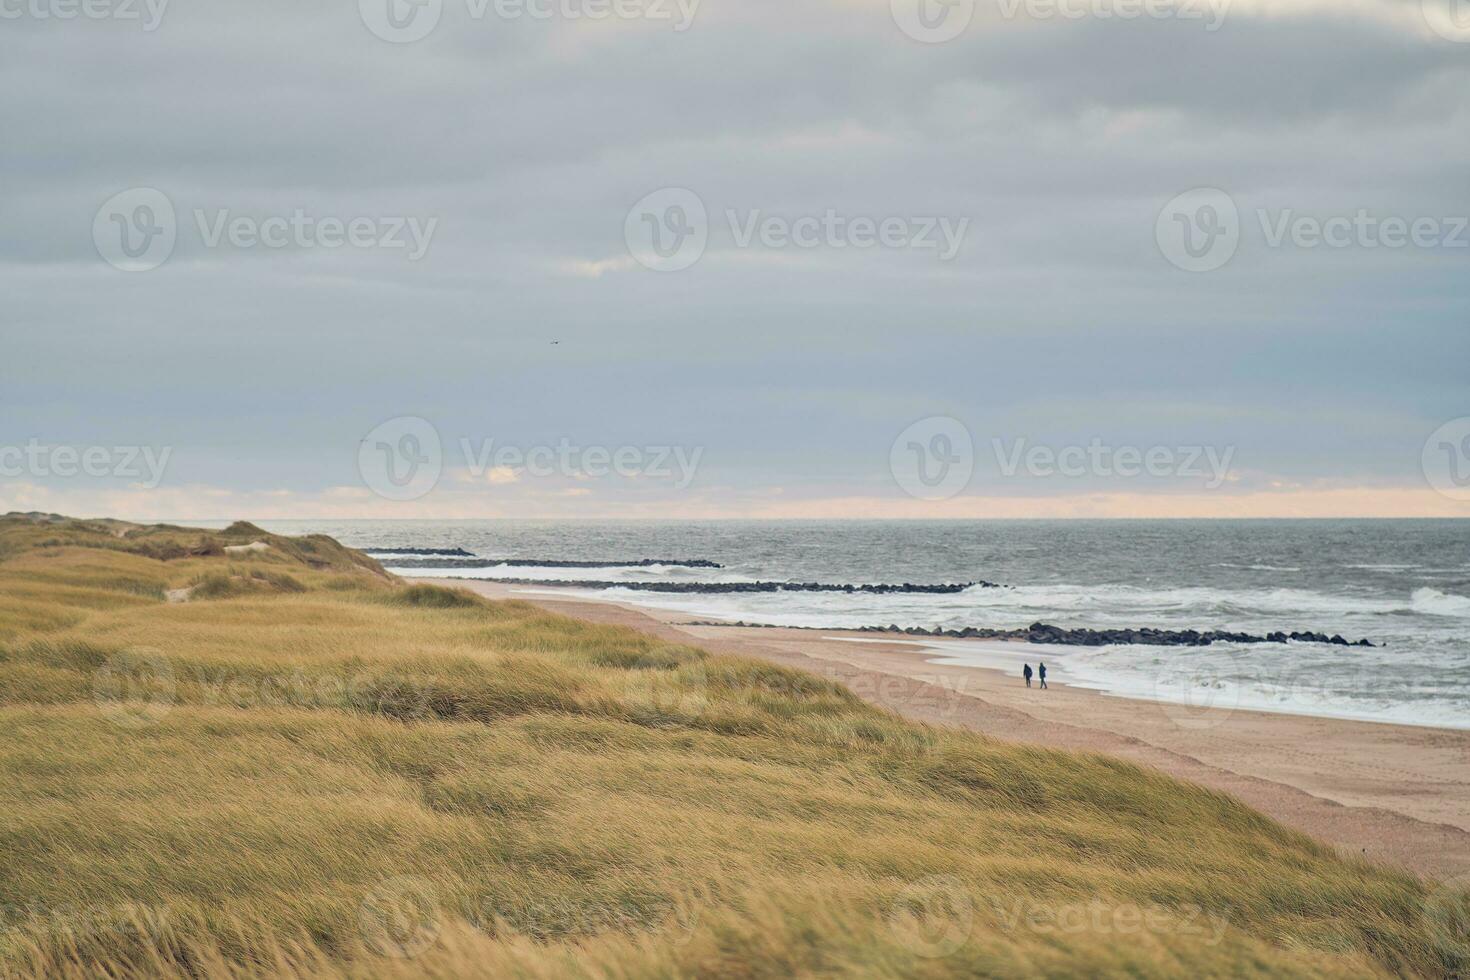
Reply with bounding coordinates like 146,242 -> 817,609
429,578 -> 1470,881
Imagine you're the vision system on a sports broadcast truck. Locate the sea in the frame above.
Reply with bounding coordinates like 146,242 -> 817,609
232,519 -> 1470,730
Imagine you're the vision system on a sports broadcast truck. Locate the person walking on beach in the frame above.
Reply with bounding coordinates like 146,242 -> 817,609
1038,661 -> 1048,690
1023,663 -> 1033,688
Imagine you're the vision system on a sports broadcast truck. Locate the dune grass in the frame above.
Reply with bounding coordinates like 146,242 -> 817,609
0,513 -> 1465,978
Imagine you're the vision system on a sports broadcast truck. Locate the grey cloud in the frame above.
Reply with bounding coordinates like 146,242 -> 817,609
1,0 -> 1466,508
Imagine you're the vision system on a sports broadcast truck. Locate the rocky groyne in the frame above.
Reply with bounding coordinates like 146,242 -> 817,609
470,579 -> 996,594
383,557 -> 725,569
687,619 -> 1376,647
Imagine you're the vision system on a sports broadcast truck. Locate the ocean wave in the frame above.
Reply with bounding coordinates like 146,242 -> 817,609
1057,645 -> 1470,730
959,584 -> 1408,619
1410,587 -> 1470,618
509,577 -> 1459,627
377,557 -> 722,569
396,564 -> 710,583
437,578 -> 982,595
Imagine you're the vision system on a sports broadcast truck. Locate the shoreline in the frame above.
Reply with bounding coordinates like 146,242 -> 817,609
421,577 -> 1470,880
748,628 -> 1467,733
402,572 -> 1460,732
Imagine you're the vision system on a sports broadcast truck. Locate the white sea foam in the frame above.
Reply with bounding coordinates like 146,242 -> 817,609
831,636 -> 1470,730
589,581 -> 1439,630
1410,587 -> 1470,618
389,563 -> 721,583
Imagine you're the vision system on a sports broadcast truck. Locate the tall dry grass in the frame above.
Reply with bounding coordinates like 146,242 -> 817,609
0,514 -> 1465,978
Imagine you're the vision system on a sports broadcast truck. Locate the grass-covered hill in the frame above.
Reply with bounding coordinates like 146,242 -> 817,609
0,513 -> 1465,978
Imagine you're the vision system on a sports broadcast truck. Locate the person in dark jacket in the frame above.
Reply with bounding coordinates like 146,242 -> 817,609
1038,661 -> 1048,689
1023,663 -> 1033,688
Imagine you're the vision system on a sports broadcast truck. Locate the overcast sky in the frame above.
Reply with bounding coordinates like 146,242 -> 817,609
2,0 -> 1467,519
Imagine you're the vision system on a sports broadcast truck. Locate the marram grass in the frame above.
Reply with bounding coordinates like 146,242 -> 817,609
0,514 -> 1465,979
